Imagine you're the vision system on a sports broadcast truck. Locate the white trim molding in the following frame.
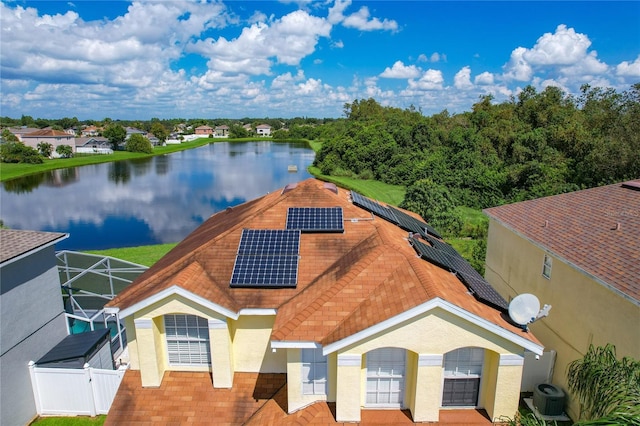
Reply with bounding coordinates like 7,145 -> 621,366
238,308 -> 277,316
337,354 -> 361,367
134,318 -> 153,329
499,354 -> 525,366
118,285 -> 238,320
418,354 -> 443,367
271,341 -> 322,349
208,318 -> 227,329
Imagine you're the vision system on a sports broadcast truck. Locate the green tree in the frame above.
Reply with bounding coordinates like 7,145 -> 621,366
37,142 -> 53,157
567,344 -> 640,424
1,129 -> 19,143
103,123 -> 127,150
55,144 -> 73,158
126,133 -> 153,153
229,124 -> 250,138
400,179 -> 463,235
0,141 -> 43,163
150,122 -> 169,143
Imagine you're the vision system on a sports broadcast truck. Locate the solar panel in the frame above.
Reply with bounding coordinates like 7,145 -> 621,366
230,255 -> 299,288
410,238 -> 458,271
286,207 -> 344,233
231,229 -> 300,288
388,206 -> 442,239
237,229 -> 300,256
457,271 -> 509,310
350,191 -> 399,224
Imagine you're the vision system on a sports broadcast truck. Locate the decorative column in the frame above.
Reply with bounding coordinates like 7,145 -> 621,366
134,318 -> 163,387
412,354 -> 443,422
488,354 -> 524,421
209,318 -> 234,388
335,354 -> 362,422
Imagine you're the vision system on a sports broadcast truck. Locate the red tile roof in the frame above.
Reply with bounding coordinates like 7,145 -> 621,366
484,180 -> 640,303
108,179 -> 539,345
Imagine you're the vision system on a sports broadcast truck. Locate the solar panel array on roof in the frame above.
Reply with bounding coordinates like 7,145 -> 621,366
286,207 -> 344,233
388,206 -> 442,239
410,236 -> 508,311
230,229 -> 300,288
350,191 -> 399,223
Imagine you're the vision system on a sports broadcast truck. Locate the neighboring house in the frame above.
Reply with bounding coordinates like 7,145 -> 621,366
256,123 -> 272,136
21,129 -> 76,157
483,180 -> 640,420
106,178 -> 543,423
75,137 -> 113,154
8,127 -> 43,142
195,125 -> 213,136
242,123 -> 253,133
81,125 -> 101,137
125,127 -> 147,140
215,125 -> 229,137
0,229 -> 70,426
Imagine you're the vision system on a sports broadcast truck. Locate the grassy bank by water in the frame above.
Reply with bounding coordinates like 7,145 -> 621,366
87,243 -> 178,267
0,137 -> 306,182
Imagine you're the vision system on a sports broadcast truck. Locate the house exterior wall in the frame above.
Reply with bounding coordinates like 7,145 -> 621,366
332,307 -> 525,422
126,296 -> 285,387
0,246 -> 68,426
22,135 -> 76,156
484,219 -> 640,420
230,315 -> 286,373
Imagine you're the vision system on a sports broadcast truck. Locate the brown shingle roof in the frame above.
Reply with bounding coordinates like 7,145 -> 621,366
0,229 -> 68,264
22,129 -> 72,137
484,180 -> 640,303
108,179 -> 538,345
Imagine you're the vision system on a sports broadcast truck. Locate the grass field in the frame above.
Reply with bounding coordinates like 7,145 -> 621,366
86,243 -> 178,267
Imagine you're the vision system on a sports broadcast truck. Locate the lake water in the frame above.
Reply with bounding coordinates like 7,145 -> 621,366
1,141 -> 314,250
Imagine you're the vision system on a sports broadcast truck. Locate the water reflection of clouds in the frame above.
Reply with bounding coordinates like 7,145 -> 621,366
1,142 -> 313,249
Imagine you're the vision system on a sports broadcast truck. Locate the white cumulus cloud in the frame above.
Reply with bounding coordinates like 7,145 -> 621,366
380,61 -> 421,78
454,66 -> 473,90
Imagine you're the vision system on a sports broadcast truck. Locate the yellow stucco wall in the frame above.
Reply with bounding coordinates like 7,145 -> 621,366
230,315 -> 286,373
333,307 -> 527,422
485,219 -> 640,420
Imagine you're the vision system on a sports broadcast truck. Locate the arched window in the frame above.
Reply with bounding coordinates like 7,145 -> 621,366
366,348 -> 406,407
164,314 -> 211,366
442,347 -> 484,406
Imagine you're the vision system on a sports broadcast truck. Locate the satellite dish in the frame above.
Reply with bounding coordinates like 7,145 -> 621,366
508,293 -> 541,326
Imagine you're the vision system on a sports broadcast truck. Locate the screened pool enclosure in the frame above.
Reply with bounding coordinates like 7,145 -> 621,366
57,251 -> 148,357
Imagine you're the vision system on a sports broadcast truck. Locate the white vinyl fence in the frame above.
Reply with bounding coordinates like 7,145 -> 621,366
28,362 -> 127,416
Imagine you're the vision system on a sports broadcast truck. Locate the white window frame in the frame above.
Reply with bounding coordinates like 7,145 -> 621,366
366,348 -> 406,408
301,348 -> 327,395
542,254 -> 552,279
164,314 -> 211,366
442,347 -> 484,407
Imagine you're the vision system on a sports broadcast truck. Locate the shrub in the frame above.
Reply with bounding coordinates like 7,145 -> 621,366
56,144 -> 73,158
126,134 -> 153,154
0,141 -> 43,164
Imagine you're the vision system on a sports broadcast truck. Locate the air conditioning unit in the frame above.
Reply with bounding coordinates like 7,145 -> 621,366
533,383 -> 565,416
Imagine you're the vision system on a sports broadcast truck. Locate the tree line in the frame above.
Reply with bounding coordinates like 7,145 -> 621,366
313,84 -> 640,234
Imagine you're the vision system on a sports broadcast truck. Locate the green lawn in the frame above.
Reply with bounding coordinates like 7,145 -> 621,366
87,243 -> 178,267
30,416 -> 106,426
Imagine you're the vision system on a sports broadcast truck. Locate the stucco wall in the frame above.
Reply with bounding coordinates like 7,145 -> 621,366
333,307 -> 526,422
485,219 -> 640,420
230,315 -> 286,373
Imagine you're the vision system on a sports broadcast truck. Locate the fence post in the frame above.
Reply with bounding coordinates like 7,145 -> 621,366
28,361 -> 43,415
84,363 -> 97,416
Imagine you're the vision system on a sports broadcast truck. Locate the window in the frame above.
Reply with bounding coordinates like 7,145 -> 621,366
442,347 -> 484,407
366,348 -> 406,407
542,254 -> 552,279
164,314 -> 211,366
301,348 -> 327,395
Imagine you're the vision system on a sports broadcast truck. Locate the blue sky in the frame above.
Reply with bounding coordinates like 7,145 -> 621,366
1,1 -> 639,120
